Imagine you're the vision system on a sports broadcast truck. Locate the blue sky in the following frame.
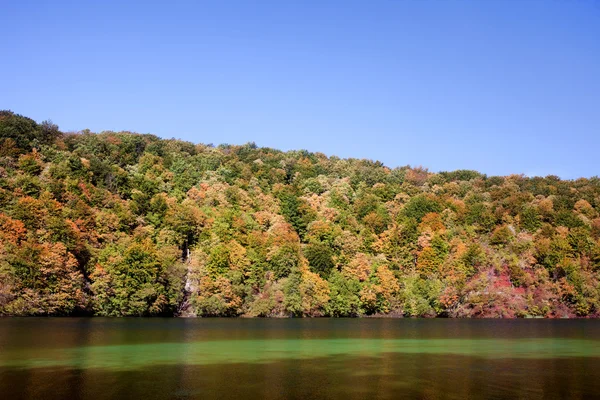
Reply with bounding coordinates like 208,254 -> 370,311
2,0 -> 599,178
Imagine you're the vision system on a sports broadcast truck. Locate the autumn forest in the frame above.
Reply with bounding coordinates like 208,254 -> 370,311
1,110 -> 599,318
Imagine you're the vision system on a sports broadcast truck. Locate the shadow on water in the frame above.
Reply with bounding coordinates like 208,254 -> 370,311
2,354 -> 600,400
1,318 -> 600,399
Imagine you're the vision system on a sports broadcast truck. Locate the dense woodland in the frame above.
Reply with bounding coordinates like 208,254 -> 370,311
1,111 -> 600,318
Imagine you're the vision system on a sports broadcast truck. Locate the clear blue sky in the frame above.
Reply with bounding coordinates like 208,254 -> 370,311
2,0 -> 599,178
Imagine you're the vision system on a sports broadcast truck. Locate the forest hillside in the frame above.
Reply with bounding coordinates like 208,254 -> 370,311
1,110 -> 599,317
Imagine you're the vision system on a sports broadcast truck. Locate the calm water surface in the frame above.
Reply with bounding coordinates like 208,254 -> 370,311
1,318 -> 599,399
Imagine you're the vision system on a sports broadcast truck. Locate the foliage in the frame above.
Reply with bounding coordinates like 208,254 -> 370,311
1,111 -> 600,318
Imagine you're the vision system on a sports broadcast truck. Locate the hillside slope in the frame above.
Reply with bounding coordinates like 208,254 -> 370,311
1,110 -> 599,317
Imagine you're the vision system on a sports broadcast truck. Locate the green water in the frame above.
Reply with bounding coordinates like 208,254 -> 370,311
1,319 -> 599,399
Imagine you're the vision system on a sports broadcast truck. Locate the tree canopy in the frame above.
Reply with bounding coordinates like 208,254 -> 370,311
1,111 -> 599,318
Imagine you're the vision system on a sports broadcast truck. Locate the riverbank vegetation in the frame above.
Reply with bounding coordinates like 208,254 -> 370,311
1,111 -> 599,317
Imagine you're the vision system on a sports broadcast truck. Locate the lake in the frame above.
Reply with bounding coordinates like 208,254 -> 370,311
1,318 -> 599,399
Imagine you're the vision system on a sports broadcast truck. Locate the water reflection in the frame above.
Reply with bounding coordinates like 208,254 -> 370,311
2,355 -> 599,399
1,318 -> 600,399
